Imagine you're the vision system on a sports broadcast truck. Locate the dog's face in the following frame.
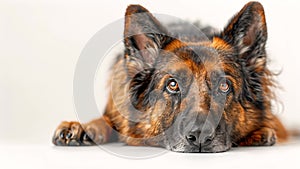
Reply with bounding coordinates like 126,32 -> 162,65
139,45 -> 236,153
123,2 -> 271,152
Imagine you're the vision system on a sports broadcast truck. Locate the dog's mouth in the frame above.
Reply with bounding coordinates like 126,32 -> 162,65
199,135 -> 232,153
167,133 -> 232,153
166,132 -> 232,153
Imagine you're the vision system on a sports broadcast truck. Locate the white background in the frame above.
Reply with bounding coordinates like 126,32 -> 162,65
0,0 -> 300,168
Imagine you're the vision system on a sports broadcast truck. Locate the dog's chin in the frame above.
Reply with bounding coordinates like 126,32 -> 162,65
167,143 -> 199,153
200,143 -> 231,153
167,142 -> 231,153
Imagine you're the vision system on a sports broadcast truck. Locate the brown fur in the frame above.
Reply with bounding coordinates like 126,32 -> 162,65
52,1 -> 288,152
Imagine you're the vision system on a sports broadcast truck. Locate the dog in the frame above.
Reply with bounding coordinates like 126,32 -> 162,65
52,1 -> 289,153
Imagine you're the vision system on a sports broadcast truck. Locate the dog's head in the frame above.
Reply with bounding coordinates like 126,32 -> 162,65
122,2 -> 273,152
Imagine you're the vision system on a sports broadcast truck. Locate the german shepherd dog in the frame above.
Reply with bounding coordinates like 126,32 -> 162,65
52,1 -> 288,153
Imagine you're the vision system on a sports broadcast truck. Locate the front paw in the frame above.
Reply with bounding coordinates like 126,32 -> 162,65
52,121 -> 96,146
239,127 -> 277,146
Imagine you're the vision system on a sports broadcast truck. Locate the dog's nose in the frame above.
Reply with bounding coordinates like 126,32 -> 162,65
186,131 -> 200,146
202,134 -> 214,146
186,130 -> 214,146
185,120 -> 215,147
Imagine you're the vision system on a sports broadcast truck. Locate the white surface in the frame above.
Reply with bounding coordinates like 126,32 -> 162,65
1,0 -> 300,168
1,141 -> 300,169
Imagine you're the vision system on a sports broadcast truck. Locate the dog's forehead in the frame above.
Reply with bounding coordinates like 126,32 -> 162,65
157,38 -> 234,80
166,46 -> 223,74
164,38 -> 231,63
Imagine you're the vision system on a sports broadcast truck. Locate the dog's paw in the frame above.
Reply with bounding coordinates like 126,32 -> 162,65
52,121 -> 102,146
239,127 -> 277,146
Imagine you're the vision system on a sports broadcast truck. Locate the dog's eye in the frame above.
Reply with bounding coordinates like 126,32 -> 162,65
219,79 -> 231,93
166,79 -> 180,93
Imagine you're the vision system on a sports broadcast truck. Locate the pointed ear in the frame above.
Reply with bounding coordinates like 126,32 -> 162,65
220,2 -> 267,70
124,5 -> 170,66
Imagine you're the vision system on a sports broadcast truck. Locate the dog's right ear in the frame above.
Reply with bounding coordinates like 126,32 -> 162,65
124,5 -> 170,66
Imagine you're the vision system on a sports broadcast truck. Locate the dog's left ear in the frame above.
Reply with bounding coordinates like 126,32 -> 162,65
220,2 -> 267,70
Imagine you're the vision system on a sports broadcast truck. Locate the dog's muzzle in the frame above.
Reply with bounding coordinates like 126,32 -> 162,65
166,114 -> 231,153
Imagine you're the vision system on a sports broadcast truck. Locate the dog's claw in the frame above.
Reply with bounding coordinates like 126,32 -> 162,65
59,131 -> 65,139
83,133 -> 90,141
66,132 -> 72,139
